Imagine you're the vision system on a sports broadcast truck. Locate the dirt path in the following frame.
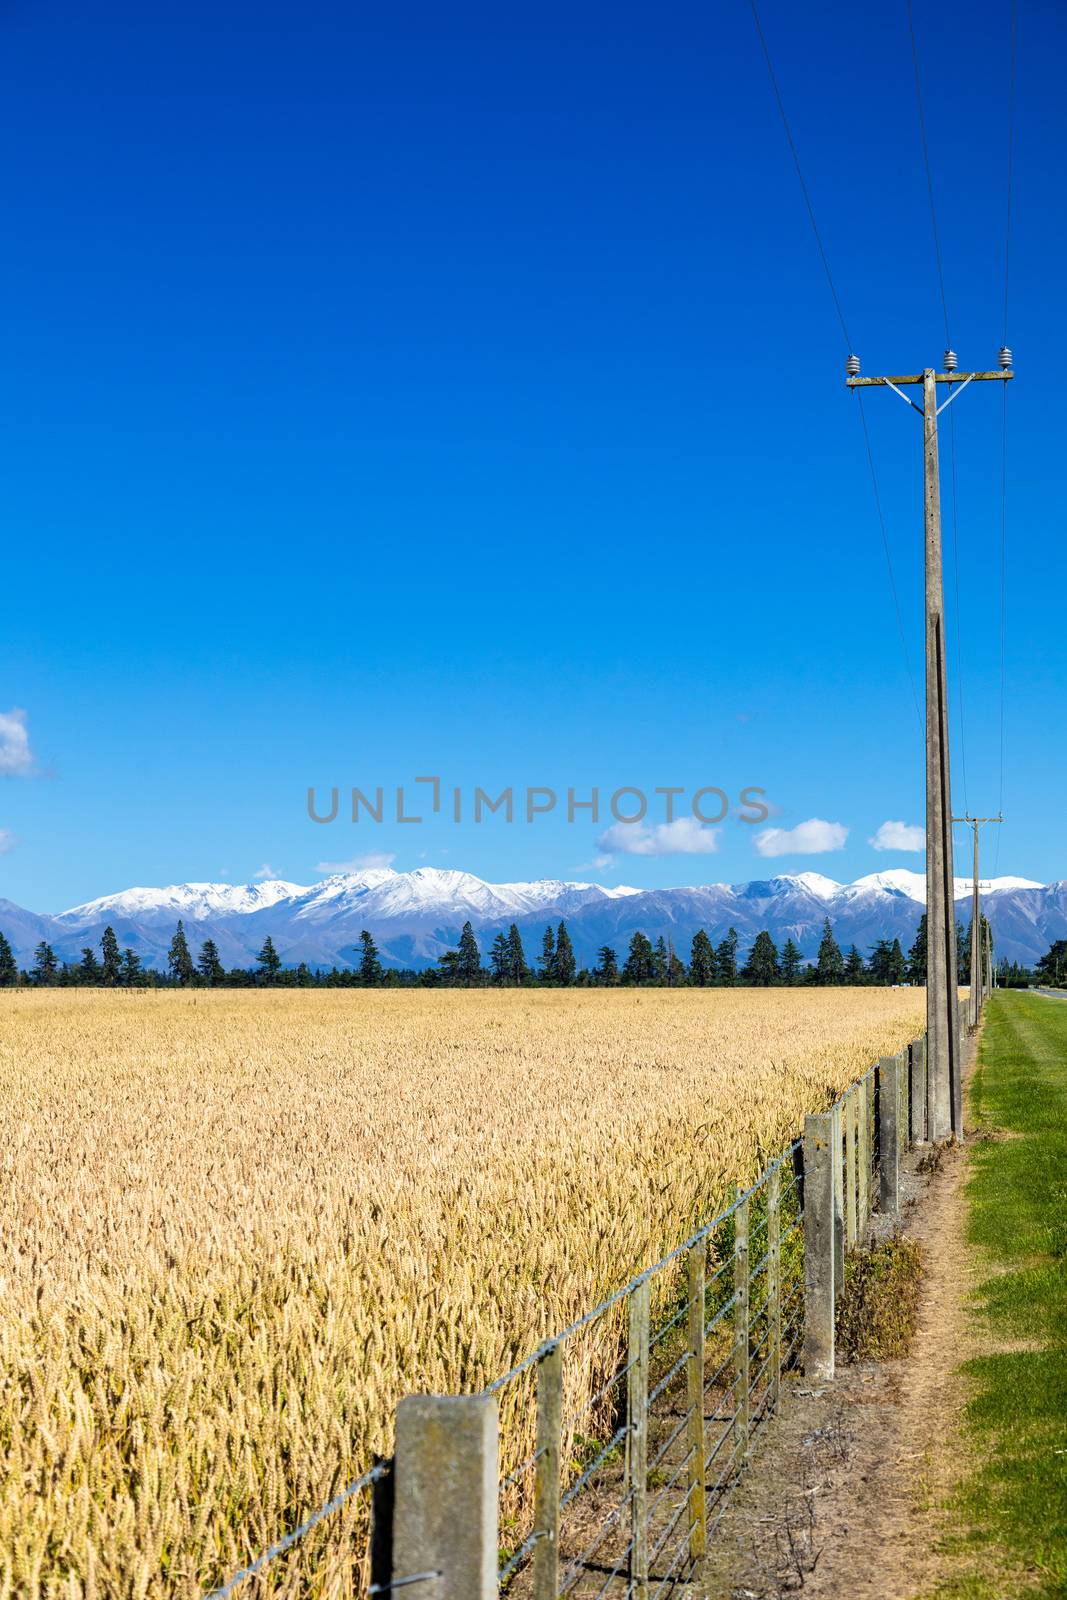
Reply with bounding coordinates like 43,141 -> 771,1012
689,1115 -> 977,1598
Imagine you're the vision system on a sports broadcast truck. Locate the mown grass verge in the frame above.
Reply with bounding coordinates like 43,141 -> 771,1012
932,991 -> 1067,1598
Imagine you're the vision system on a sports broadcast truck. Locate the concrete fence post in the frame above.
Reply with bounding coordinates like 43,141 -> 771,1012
767,1165 -> 782,1410
899,1044 -> 910,1152
878,1056 -> 900,1218
532,1345 -> 562,1600
686,1240 -> 707,1561
909,1036 -> 927,1145
733,1195 -> 751,1464
393,1394 -> 498,1600
802,1113 -> 835,1381
831,1101 -> 844,1297
857,1077 -> 870,1234
628,1279 -> 650,1600
844,1090 -> 858,1248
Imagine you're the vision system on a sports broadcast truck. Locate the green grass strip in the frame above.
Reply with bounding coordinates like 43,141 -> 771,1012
938,991 -> 1067,1597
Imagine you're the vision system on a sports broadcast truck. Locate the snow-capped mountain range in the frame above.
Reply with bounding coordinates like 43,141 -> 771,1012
0,866 -> 1062,971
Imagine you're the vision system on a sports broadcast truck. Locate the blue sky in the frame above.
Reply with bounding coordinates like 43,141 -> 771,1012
1,0 -> 1063,910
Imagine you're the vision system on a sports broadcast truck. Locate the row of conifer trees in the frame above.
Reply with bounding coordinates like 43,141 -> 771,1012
0,910 -> 998,989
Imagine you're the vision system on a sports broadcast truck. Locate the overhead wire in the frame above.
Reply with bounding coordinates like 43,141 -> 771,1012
746,0 -> 851,350
907,0 -> 969,810
948,404 -> 969,812
994,0 -> 1017,878
855,392 -> 923,730
746,0 -> 922,734
907,0 -> 952,349
995,382 -> 1007,880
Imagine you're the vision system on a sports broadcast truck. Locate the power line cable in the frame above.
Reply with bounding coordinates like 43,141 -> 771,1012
994,0 -> 1017,880
856,390 -> 923,731
746,0 -> 921,732
948,404 -> 968,811
907,0 -> 971,814
995,380 -> 1008,880
907,0 -> 951,348
746,0 -> 851,352
1003,0 -> 1018,349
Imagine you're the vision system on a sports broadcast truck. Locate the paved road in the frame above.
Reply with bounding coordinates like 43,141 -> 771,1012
1033,986 -> 1067,1000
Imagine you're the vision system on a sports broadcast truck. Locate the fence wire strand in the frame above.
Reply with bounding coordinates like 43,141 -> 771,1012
208,1040 -> 926,1600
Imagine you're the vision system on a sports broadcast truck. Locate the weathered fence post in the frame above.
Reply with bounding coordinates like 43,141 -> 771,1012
628,1279 -> 650,1600
733,1193 -> 750,1465
844,1090 -> 858,1247
532,1345 -> 562,1600
831,1101 -> 845,1297
686,1240 -> 707,1561
926,1014 -> 938,1144
767,1165 -> 782,1410
909,1036 -> 927,1144
899,1044 -> 910,1153
857,1077 -> 870,1235
878,1056 -> 900,1217
802,1113 -> 835,1380
393,1393 -> 498,1600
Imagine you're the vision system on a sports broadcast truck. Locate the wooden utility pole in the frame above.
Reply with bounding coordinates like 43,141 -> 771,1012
846,354 -> 1013,1140
953,814 -> 1002,1028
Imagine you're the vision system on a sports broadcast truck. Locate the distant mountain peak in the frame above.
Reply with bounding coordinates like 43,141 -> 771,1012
850,869 -> 928,902
56,878 -> 309,925
0,863 -> 1057,973
849,868 -> 1047,904
783,872 -> 844,900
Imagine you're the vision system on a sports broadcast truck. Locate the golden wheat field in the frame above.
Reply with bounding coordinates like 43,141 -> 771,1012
0,986 -> 925,1600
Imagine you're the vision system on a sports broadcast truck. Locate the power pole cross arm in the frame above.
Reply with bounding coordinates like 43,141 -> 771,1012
846,370 -> 1013,386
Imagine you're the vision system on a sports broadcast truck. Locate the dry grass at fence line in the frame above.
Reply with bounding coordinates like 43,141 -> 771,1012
0,987 -> 925,1598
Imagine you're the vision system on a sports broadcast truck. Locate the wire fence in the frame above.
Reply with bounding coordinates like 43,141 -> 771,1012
204,1000 -> 967,1600
201,1462 -> 389,1600
488,1136 -> 805,1600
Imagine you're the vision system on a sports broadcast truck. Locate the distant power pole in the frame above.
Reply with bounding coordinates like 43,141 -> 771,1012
953,814 -> 1002,1028
846,349 -> 1013,1141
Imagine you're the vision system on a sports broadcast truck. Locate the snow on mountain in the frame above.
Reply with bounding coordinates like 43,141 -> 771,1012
968,876 -> 1045,893
0,866 -> 1061,972
57,879 -> 308,928
849,869 -> 928,902
783,872 -> 844,900
283,868 -> 633,932
849,869 -> 1046,904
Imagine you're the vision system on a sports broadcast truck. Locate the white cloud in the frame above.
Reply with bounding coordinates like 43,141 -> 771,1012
0,828 -> 17,855
0,709 -> 35,777
575,853 -> 615,872
755,818 -> 848,857
253,862 -> 278,880
597,818 -> 721,858
315,851 -> 396,873
869,820 -> 925,852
